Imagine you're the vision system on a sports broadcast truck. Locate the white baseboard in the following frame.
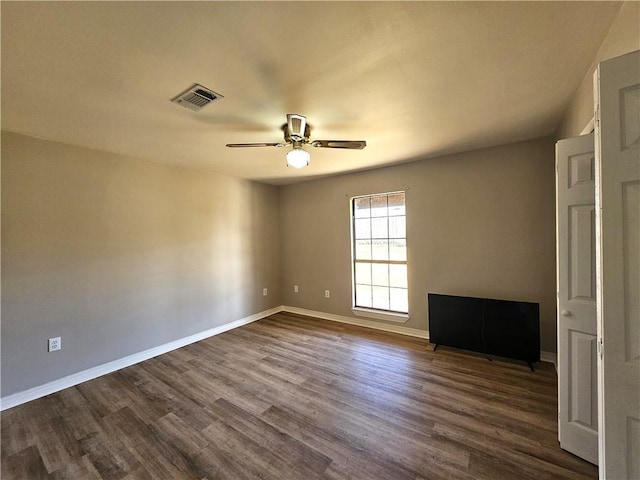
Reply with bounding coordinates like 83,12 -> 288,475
540,351 -> 558,370
281,305 -> 557,369
1,305 -> 558,411
281,305 -> 429,339
0,306 -> 282,411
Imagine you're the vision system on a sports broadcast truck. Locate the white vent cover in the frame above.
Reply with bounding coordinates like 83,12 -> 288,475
171,84 -> 223,111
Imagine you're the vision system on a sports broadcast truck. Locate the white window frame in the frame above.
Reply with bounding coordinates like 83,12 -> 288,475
350,191 -> 409,323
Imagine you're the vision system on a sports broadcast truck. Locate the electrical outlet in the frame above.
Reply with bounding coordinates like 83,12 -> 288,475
325,290 -> 330,298
263,288 -> 268,296
294,285 -> 299,293
48,337 -> 61,352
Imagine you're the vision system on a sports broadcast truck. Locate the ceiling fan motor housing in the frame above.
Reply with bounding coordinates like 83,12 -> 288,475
285,114 -> 310,142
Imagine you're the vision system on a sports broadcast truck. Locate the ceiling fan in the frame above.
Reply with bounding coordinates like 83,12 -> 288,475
226,114 -> 366,168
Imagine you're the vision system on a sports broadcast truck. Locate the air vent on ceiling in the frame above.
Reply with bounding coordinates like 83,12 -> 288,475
171,84 -> 223,111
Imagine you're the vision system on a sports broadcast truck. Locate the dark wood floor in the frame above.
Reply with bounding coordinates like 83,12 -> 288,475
1,312 -> 597,479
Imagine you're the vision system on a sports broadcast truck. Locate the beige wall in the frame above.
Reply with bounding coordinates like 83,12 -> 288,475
1,132 -> 557,400
279,137 -> 557,352
1,132 -> 281,396
556,2 -> 640,139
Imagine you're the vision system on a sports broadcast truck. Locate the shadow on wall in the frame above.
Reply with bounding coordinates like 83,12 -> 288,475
0,132 -> 280,397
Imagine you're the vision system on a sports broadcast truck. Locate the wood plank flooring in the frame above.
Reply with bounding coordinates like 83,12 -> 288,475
1,312 -> 598,479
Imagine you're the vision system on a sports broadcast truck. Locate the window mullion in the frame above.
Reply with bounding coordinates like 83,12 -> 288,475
359,259 -> 406,265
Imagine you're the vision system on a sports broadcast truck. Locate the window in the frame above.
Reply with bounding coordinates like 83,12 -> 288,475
352,191 -> 408,315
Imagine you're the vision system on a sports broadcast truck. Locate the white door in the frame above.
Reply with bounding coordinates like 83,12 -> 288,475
556,133 -> 598,465
594,50 -> 640,479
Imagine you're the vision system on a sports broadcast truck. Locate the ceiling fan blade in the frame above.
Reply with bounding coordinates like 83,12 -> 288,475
226,142 -> 286,148
311,140 -> 367,150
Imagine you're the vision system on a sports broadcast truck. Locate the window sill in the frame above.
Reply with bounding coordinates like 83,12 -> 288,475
352,308 -> 410,324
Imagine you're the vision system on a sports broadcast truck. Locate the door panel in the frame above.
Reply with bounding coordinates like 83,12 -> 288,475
569,204 -> 596,301
569,330 -> 597,428
594,49 -> 640,479
623,181 -> 640,363
556,133 -> 598,464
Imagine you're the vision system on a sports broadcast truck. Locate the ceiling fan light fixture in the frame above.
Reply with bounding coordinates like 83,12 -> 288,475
286,147 -> 310,169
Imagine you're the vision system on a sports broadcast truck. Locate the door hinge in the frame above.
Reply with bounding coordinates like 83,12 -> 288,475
597,338 -> 604,358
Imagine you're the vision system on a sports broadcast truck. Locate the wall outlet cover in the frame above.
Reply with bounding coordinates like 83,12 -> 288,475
48,337 -> 61,352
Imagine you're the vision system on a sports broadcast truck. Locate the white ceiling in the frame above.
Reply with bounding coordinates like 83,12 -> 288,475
1,2 -> 622,185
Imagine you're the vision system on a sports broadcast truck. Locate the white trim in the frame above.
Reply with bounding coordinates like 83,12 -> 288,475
283,306 -> 558,369
540,351 -> 558,370
1,305 -> 558,411
580,117 -> 595,135
351,307 -> 409,323
282,305 -> 428,339
0,306 -> 282,411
